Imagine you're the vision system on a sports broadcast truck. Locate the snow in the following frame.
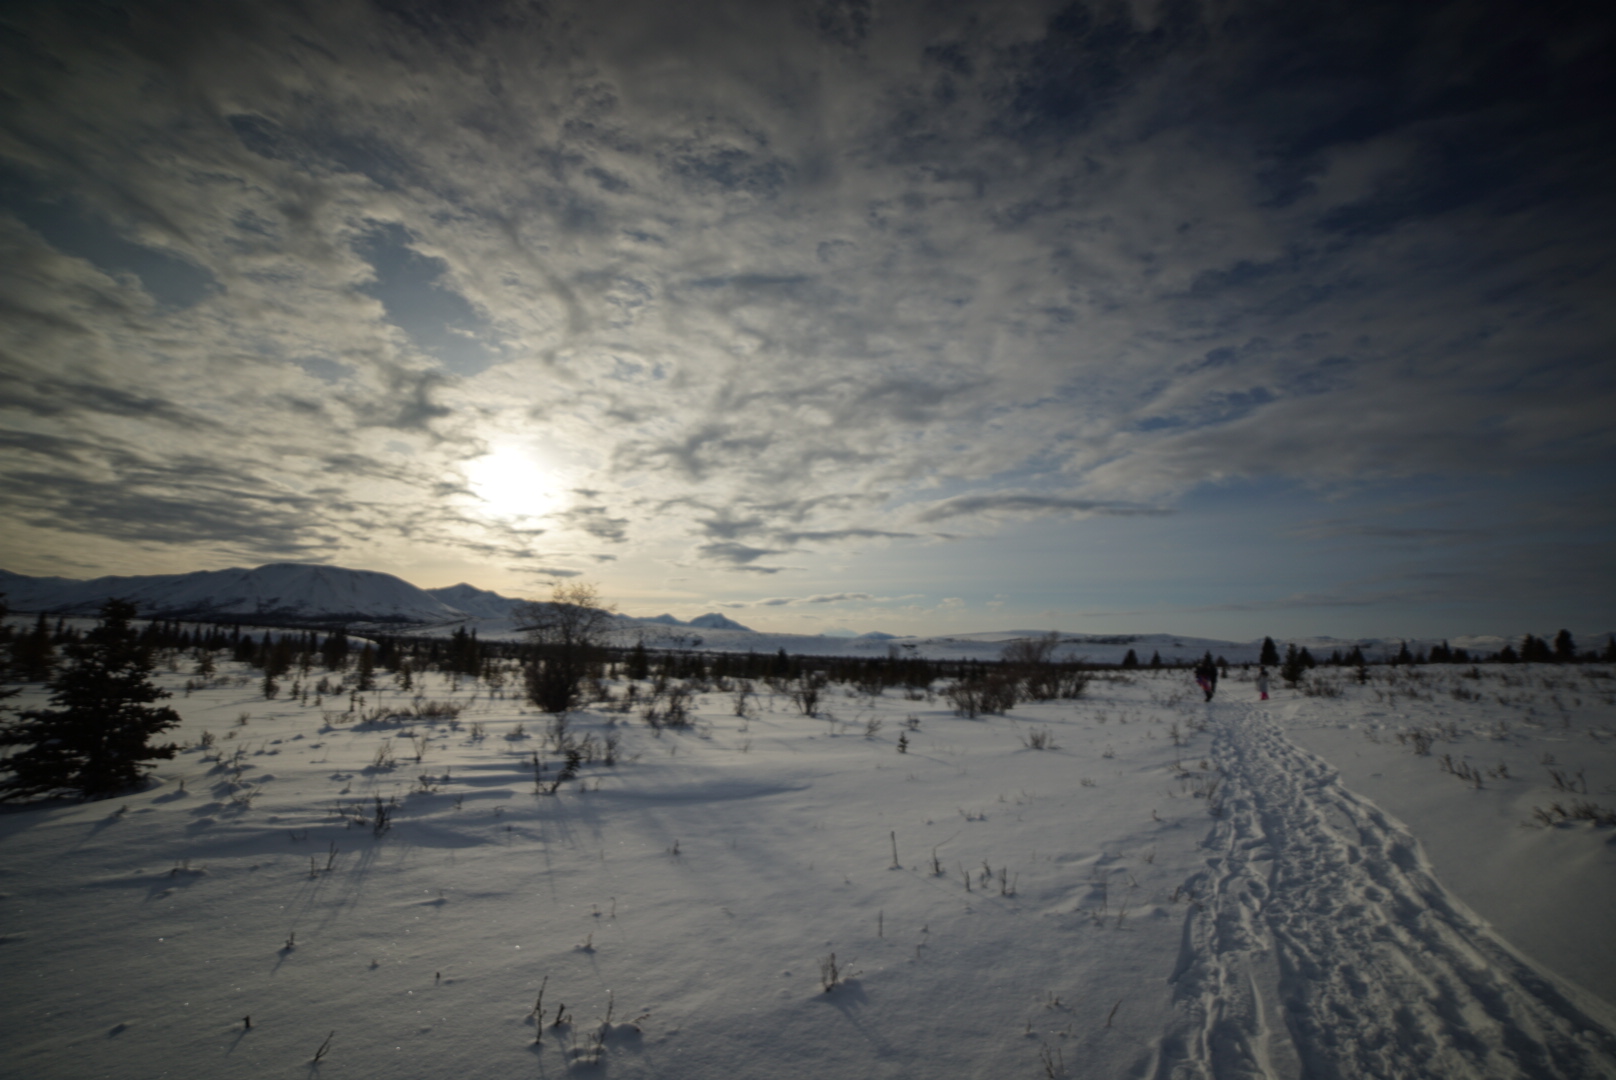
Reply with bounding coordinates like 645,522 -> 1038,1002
422,584 -> 525,620
0,564 -> 467,624
684,613 -> 754,632
2,660 -> 1615,1078
15,562 -> 1597,671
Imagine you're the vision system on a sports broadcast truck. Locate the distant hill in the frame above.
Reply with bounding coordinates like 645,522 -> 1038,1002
424,583 -> 527,620
0,563 -> 463,625
0,562 -> 1555,663
687,612 -> 753,632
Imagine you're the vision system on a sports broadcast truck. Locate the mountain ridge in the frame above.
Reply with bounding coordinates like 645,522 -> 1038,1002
1,562 -> 1585,663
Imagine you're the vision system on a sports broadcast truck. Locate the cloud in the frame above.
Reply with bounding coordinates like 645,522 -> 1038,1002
913,493 -> 1171,524
774,528 -> 916,545
696,541 -> 790,567
0,0 -> 1609,639
754,593 -> 880,606
558,505 -> 631,544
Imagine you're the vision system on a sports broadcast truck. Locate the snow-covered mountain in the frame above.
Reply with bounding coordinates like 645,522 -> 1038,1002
423,583 -> 527,620
2,562 -> 1569,663
0,564 -> 465,625
686,612 -> 753,632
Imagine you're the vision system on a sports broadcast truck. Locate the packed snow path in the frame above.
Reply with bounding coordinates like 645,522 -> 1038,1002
1153,704 -> 1616,1080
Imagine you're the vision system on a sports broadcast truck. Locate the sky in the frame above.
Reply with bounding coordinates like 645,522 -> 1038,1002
0,0 -> 1613,641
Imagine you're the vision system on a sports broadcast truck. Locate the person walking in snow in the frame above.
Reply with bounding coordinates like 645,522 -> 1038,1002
1194,654 -> 1218,702
1256,666 -> 1270,701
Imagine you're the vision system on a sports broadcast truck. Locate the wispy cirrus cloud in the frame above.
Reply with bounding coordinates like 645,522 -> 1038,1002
0,0 -> 1610,636
912,493 -> 1171,524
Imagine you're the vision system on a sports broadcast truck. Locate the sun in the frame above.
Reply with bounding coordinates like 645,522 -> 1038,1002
463,444 -> 562,520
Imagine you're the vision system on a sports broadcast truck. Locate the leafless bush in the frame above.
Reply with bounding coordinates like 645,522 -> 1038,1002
1532,800 -> 1616,827
663,685 -> 692,727
1021,727 -> 1058,750
1548,768 -> 1587,793
944,674 -> 1018,717
1438,753 -> 1482,787
792,673 -> 828,717
819,952 -> 858,992
1396,729 -> 1433,755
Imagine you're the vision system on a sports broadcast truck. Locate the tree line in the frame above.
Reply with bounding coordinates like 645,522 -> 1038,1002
3,584 -> 1613,803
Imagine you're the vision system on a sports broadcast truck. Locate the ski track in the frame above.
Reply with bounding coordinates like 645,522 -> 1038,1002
1151,703 -> 1616,1080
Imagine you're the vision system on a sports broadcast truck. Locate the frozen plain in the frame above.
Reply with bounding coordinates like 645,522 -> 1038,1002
2,660 -> 1615,1079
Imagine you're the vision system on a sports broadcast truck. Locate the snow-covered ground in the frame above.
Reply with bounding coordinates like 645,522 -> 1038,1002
3,661 -> 1615,1079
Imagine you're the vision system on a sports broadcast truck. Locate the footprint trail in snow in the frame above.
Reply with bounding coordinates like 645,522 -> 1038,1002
1152,704 -> 1616,1080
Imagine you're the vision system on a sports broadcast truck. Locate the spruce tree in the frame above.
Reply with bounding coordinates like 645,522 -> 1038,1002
355,644 -> 377,691
0,598 -> 18,714
1120,648 -> 1139,669
14,612 -> 56,681
1553,630 -> 1576,663
626,640 -> 650,680
1259,637 -> 1280,666
1280,643 -> 1307,687
0,599 -> 180,801
1520,634 -> 1554,664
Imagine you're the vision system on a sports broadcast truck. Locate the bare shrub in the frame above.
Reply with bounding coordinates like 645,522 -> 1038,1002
792,673 -> 828,717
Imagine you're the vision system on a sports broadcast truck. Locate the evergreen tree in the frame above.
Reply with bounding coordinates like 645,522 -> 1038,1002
14,613 -> 56,681
1393,641 -> 1413,665
355,644 -> 377,691
447,626 -> 481,676
1259,637 -> 1280,666
322,628 -> 350,671
0,599 -> 18,715
1149,650 -> 1162,668
0,599 -> 179,801
1520,634 -> 1554,664
1604,636 -> 1616,663
1280,643 -> 1307,687
1553,630 -> 1576,663
1120,648 -> 1139,669
626,640 -> 650,680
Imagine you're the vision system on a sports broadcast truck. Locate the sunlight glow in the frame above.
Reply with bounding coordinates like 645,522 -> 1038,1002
464,444 -> 562,520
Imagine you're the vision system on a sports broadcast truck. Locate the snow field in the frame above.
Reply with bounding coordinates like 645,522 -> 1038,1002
1,667 -> 1229,1079
1,661 -> 1614,1079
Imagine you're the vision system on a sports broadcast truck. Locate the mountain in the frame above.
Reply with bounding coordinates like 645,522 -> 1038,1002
686,612 -> 753,632
424,583 -> 527,619
0,563 -> 465,625
1,563 -> 1551,663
